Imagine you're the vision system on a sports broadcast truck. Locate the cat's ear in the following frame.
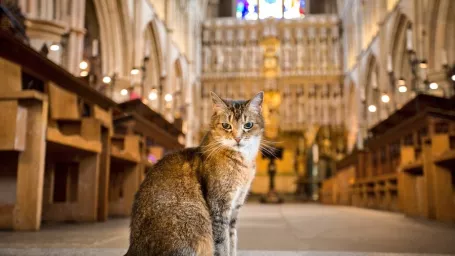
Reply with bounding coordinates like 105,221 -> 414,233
247,91 -> 264,113
210,91 -> 228,114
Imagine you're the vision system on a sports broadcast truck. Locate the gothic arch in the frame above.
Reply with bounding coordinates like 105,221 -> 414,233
91,0 -> 133,77
346,81 -> 359,152
143,21 -> 164,110
428,0 -> 455,69
388,12 -> 413,107
364,53 -> 381,128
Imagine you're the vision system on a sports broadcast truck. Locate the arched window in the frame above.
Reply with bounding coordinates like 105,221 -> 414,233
236,0 -> 306,20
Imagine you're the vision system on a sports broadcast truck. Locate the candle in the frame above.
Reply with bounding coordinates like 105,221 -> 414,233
441,49 -> 448,65
387,54 -> 393,72
92,39 -> 99,57
406,26 -> 413,51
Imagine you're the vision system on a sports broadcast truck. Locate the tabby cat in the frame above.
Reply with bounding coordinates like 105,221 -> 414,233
125,92 -> 264,256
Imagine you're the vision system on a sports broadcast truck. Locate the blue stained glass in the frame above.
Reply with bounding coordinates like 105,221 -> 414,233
236,0 -> 258,20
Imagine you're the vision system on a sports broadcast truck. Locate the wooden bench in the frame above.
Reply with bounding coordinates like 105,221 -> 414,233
0,32 -> 116,230
109,135 -> 142,217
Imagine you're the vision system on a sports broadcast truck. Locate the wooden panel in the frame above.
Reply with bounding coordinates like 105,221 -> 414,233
93,105 -> 112,129
75,154 -> 100,221
0,101 -> 27,151
97,128 -> 111,221
48,82 -> 79,120
0,57 -> 21,93
14,100 -> 48,231
0,205 -> 14,229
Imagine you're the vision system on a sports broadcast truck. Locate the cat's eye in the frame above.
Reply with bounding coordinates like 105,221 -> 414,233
222,123 -> 231,130
243,122 -> 254,130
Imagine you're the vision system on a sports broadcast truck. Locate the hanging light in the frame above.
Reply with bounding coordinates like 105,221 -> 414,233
368,105 -> 377,113
79,61 -> 88,70
398,77 -> 406,86
102,76 -> 112,84
451,74 -> 455,81
429,82 -> 438,90
164,93 -> 173,102
131,67 -> 140,75
419,60 -> 428,69
148,89 -> 158,100
80,70 -> 89,77
49,43 -> 60,51
120,89 -> 129,96
398,85 -> 407,93
381,94 -> 390,103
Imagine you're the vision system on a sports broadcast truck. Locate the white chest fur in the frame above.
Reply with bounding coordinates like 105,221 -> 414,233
239,136 -> 261,164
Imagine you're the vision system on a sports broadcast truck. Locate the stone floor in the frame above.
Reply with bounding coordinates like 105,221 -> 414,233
1,204 -> 455,255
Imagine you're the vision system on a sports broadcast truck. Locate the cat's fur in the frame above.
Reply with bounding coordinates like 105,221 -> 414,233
125,92 -> 264,256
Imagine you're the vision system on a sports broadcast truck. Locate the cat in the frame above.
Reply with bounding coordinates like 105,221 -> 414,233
125,91 -> 264,256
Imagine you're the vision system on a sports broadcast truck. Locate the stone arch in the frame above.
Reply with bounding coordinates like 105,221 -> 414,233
388,12 -> 413,107
428,0 -> 455,69
143,21 -> 164,111
346,80 -> 359,152
91,0 -> 133,77
364,53 -> 381,128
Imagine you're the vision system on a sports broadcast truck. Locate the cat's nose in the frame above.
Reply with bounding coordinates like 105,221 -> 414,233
234,137 -> 241,144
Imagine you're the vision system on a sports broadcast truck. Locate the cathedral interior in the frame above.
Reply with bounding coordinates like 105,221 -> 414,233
1,0 -> 455,255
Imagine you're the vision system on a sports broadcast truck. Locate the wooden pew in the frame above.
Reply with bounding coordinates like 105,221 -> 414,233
0,58 -> 48,231
109,135 -> 142,217
41,83 -> 109,223
0,32 -> 116,230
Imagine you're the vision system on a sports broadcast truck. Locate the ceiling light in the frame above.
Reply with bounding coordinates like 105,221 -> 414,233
451,75 -> 455,81
429,82 -> 438,90
49,43 -> 60,51
381,94 -> 390,103
419,60 -> 427,69
368,105 -> 377,113
79,61 -> 88,70
148,89 -> 158,100
80,71 -> 89,77
398,85 -> 407,93
131,68 -> 140,75
398,78 -> 406,86
164,93 -> 173,102
120,89 -> 128,96
102,76 -> 111,84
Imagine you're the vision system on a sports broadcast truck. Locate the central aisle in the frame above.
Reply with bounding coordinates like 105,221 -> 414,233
1,204 -> 455,255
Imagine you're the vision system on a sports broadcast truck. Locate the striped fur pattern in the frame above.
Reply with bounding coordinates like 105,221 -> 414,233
125,92 -> 264,256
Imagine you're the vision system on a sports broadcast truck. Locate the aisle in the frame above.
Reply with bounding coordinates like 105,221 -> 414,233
1,204 -> 455,255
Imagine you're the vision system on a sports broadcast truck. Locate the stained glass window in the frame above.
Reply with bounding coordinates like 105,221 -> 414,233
259,0 -> 283,19
236,0 -> 259,20
283,0 -> 305,19
236,0 -> 305,20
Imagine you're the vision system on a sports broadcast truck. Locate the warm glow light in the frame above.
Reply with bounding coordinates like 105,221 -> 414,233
164,93 -> 173,102
452,75 -> 455,81
381,94 -> 390,103
368,105 -> 377,113
120,89 -> 128,96
102,76 -> 111,84
429,82 -> 438,90
49,43 -> 60,51
80,71 -> 89,77
79,61 -> 88,70
398,78 -> 406,86
398,85 -> 407,93
419,61 -> 427,69
148,89 -> 158,100
131,68 -> 140,75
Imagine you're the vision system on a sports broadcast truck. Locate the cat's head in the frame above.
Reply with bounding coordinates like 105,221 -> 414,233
209,92 -> 264,154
